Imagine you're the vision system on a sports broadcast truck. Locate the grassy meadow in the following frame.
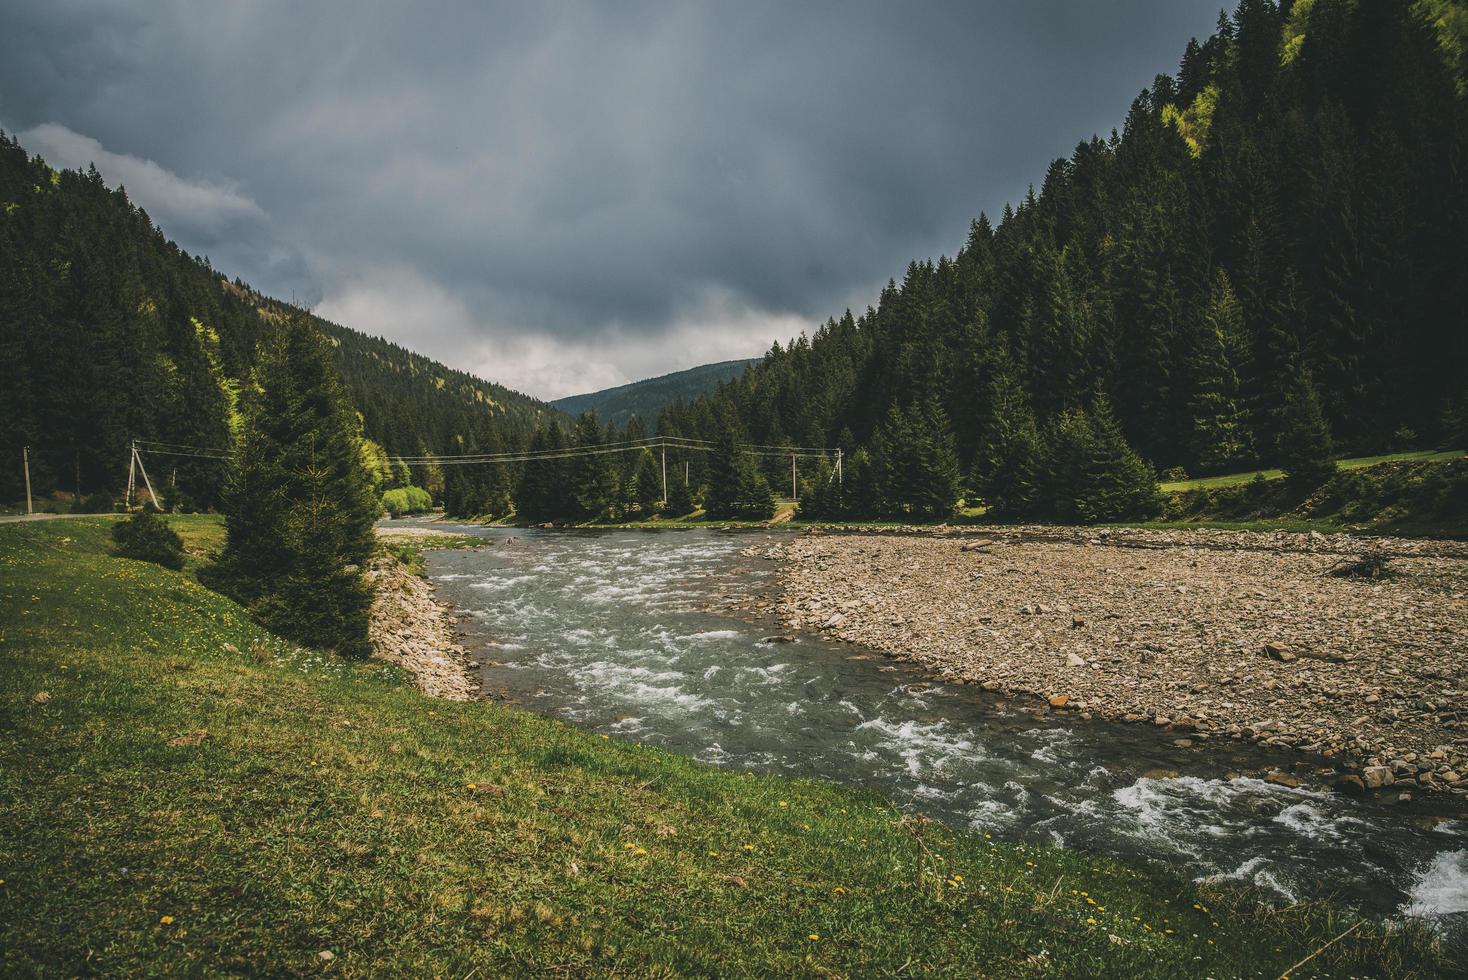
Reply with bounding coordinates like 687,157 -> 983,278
0,516 -> 1454,975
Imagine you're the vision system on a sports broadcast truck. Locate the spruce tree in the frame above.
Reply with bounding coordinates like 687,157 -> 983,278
972,368 -> 1044,519
516,423 -> 572,522
1079,398 -> 1161,522
704,424 -> 773,520
666,472 -> 696,516
1187,269 -> 1254,473
209,316 -> 378,658
1277,368 -> 1336,487
570,413 -> 618,520
631,448 -> 663,513
913,400 -> 962,520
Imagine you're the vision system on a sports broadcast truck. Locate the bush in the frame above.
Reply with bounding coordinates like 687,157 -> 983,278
382,486 -> 433,517
111,507 -> 185,570
79,491 -> 116,514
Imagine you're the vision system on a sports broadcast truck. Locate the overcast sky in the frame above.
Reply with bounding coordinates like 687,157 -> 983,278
0,1 -> 1223,400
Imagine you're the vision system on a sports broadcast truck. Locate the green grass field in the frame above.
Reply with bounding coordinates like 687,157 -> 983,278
1158,449 -> 1464,492
0,517 -> 1452,975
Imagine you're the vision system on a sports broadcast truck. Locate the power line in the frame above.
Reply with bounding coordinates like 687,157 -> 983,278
132,435 -> 840,466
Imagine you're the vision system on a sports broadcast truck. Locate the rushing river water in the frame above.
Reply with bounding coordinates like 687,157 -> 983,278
395,520 -> 1468,932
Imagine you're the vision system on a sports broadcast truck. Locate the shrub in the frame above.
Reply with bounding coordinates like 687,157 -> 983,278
111,507 -> 185,570
382,486 -> 433,517
79,491 -> 116,514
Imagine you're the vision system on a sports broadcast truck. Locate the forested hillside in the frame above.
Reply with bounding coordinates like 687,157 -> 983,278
659,0 -> 1468,521
550,358 -> 758,428
0,134 -> 551,509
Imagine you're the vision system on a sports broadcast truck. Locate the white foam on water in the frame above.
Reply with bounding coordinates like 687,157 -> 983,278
1272,802 -> 1365,841
1025,728 -> 1078,765
854,717 -> 983,778
702,665 -> 721,681
683,629 -> 743,641
1200,856 -> 1297,902
1402,850 -> 1468,920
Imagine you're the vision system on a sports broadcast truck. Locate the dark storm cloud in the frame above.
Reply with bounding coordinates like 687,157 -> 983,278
0,0 -> 1223,397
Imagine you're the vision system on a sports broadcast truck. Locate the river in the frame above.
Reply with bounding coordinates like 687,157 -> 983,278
392,520 -> 1468,934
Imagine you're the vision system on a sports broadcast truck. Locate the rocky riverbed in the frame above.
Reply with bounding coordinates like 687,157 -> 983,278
368,529 -> 480,700
749,525 -> 1468,797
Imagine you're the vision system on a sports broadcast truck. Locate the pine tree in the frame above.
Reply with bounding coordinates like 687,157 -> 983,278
666,471 -> 696,516
207,316 -> 378,657
704,423 -> 773,520
631,448 -> 663,514
1277,368 -> 1336,487
570,413 -> 618,520
913,400 -> 962,520
1079,397 -> 1161,522
1187,269 -> 1254,473
516,423 -> 572,522
972,367 -> 1044,519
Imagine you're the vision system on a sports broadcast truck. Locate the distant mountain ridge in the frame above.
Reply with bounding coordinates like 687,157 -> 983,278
551,358 -> 759,427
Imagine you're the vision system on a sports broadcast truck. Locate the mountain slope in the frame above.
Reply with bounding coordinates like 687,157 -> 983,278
551,358 -> 758,427
660,0 -> 1468,516
0,133 -> 553,507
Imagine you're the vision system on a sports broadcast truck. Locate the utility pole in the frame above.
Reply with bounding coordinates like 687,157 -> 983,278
836,448 -> 843,486
127,439 -> 137,509
661,440 -> 668,505
22,446 -> 32,515
685,460 -> 689,486
133,443 -> 160,510
791,454 -> 797,501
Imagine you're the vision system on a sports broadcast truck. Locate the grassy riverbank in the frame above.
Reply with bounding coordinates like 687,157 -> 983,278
0,517 -> 1453,976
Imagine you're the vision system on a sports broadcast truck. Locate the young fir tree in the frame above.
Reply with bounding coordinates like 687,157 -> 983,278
1078,398 -> 1161,522
912,400 -> 962,520
209,316 -> 378,658
666,470 -> 696,516
570,413 -> 619,520
971,367 -> 1044,519
516,423 -> 572,522
1187,269 -> 1254,473
1040,408 -> 1096,524
1277,368 -> 1336,488
631,448 -> 663,514
704,424 -> 773,520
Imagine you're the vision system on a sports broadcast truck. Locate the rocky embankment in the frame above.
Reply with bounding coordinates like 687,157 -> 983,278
368,531 -> 479,700
751,526 -> 1468,796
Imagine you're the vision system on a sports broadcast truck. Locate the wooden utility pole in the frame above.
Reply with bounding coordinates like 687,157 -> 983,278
127,440 -> 137,509
836,448 -> 843,485
133,443 -> 160,510
661,441 -> 668,505
22,446 -> 32,515
791,454 -> 797,500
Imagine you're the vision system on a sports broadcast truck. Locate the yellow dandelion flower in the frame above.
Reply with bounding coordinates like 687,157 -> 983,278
743,844 -> 754,852
160,916 -> 174,925
467,783 -> 477,790
779,800 -> 788,808
808,934 -> 820,942
833,886 -> 846,895
1086,917 -> 1096,925
708,850 -> 719,857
